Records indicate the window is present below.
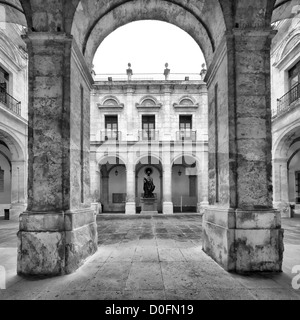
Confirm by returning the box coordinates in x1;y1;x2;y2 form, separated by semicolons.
179;115;193;140
105;115;118;140
296;171;300;204
288;61;300;104
0;167;4;192
0;67;9;104
142;115;156;140
179;115;192;130
289;61;300;89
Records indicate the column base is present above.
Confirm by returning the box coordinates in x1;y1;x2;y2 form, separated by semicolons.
273;201;291;218
10;203;27;220
17;209;98;276
125;202;136;215
198;201;209;216
163;202;173;214
202;206;284;272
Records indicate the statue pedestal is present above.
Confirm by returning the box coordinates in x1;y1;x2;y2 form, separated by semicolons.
140;195;158;215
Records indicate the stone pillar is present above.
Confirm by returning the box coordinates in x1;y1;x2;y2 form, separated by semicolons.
273;158;291;218
126;159;136;214
10;160;27;219
17;33;97;276
203;29;283;272
163;85;172;141
126;86;134;141
101;175;109;212
198;148;209;215
90;156;100;202
162;163;173;215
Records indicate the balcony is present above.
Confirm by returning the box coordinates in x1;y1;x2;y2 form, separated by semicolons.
138;130;159;141
100;130;121;141
0;87;21;116
273;83;300;119
176;130;197;141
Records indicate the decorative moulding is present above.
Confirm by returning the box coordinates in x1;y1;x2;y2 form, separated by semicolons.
97;103;124;110
135;102;162;110
136;96;162;110
98;96;124;110
173;96;199;110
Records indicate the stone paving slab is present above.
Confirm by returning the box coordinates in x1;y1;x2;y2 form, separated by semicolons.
0;214;300;300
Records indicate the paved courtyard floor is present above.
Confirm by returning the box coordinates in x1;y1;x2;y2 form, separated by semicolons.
0;214;300;300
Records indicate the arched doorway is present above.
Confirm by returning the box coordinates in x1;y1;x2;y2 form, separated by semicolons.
172;155;198;213
17;0;284;275
99;156;126;213
0;141;11;215
288;149;300;217
273;124;300;218
135;156;163;213
0;128;26;219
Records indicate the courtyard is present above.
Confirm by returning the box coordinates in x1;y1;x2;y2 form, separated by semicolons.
0;214;300;300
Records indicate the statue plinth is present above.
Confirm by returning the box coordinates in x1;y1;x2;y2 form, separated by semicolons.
140;194;158;215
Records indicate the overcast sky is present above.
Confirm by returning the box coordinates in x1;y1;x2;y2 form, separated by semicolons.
93;20;205;77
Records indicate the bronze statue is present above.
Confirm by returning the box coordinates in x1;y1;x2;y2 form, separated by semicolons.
143;168;155;198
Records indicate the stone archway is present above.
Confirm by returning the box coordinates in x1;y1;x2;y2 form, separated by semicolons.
16;0;284;275
98;156;127;213
172;155;199;213
0;128;26;219
135;156;163;214
273;124;300;218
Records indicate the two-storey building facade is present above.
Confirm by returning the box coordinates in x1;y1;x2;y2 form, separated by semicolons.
90;72;208;214
271;15;300;218
0;22;28;218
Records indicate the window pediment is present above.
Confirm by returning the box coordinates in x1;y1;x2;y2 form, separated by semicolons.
173;96;199;110
136;96;162;109
98;96;124;109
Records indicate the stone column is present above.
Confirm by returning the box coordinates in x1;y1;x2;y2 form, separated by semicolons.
90;156;99;201
273;158;291;218
198;148;209;215
163;85;172;141
162;164;173;214
101;175;109;212
126;151;136;214
126;86;134;141
10;160;27;219
17;33;97;276
203;29;284;272
125;164;136;214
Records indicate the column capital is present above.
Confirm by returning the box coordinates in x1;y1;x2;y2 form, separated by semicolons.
22;32;73;45
273;158;288;164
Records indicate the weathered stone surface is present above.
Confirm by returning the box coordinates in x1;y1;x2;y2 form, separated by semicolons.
202;217;236;271
203;207;284;272
65;222;98;274
235;229;284;272
19;212;65;232
17;231;65;276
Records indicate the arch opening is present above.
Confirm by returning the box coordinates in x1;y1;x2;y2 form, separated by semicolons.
98;156;127;213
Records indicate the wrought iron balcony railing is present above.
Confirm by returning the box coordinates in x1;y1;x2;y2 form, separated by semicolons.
176;130;197;141
0;86;21;116
100;130;121;141
273;82;300;118
138;130;159;141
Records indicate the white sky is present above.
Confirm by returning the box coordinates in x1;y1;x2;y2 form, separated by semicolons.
93;20;205;76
